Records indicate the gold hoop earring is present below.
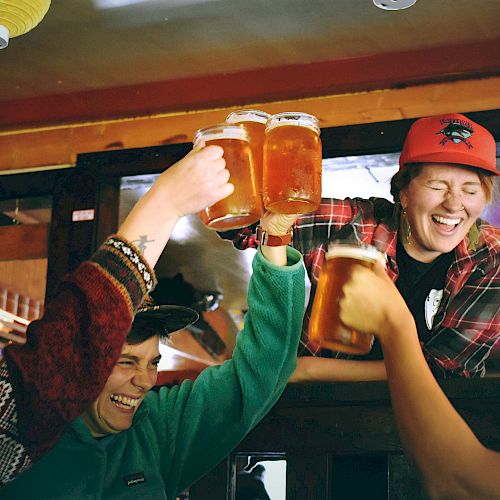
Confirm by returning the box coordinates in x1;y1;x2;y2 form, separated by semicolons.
401;207;411;246
467;222;480;252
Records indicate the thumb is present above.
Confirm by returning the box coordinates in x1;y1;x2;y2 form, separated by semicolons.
372;259;391;282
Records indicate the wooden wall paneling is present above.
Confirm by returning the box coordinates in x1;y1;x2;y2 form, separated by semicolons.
0;168;70;306
0;223;48;261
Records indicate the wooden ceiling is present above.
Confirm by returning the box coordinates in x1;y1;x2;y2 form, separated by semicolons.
1;0;500;130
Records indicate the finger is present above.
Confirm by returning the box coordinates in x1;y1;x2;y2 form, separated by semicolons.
217;182;234;200
200;144;224;160
218;167;231;184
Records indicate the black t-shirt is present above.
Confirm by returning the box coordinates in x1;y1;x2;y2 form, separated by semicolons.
395;238;453;342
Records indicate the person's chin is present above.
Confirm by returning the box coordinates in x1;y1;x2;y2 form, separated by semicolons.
103;408;137;433
103;417;134;434
432;238;461;255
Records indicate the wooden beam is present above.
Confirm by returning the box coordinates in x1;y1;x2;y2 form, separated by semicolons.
0;76;499;173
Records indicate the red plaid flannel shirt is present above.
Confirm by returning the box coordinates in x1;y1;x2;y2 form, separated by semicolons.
220;197;500;378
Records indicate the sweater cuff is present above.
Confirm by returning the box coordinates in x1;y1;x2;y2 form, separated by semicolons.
256;245;303;270
90;235;157;314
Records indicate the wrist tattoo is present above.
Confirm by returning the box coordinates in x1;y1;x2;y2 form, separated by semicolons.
132;235;155;253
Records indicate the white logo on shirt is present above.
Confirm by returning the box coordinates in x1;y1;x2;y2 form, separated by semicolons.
425;289;444;329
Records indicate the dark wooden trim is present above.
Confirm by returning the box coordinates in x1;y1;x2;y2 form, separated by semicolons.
45;169;101;301
75;142;193;176
0;168;72;200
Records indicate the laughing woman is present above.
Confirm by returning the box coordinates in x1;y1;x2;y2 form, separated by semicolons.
221;113;499;380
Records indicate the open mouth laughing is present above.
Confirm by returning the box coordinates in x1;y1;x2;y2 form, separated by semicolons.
110;393;141;410
432;215;462;231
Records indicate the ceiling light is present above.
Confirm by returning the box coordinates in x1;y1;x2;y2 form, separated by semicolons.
93;0;157;8
93;0;216;9
0;0;51;49
373;0;418;10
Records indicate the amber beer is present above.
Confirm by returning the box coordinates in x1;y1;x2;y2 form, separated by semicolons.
263;112;322;214
193;123;262;231
226;110;270;206
309;242;386;355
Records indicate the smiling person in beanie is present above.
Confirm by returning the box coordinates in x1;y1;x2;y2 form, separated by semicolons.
0;145;235;484
1;198;305;499
220;113;499;381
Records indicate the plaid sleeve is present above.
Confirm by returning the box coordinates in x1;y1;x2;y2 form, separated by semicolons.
423;258;500;378
0;235;156;483
216;223;259;250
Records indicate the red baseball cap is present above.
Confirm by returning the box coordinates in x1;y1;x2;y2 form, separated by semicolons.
399;113;498;175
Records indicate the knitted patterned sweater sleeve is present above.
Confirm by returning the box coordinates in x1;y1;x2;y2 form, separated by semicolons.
0;235;156;483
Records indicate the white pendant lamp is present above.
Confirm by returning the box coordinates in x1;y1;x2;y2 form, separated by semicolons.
0;0;51;49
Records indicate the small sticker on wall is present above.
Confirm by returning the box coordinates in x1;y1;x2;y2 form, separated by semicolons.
72;209;95;222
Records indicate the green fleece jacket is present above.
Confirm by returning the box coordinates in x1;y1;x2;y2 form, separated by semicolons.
1;247;305;500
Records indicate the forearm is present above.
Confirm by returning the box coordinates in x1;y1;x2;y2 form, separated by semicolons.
290;356;386;382
118;145;235;268
261;244;288;267
116;182;179;268
381;331;500;499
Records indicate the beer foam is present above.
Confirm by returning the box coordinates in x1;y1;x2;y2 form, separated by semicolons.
265;112;320;135
193;124;249;147
326;244;385;263
226;110;270;124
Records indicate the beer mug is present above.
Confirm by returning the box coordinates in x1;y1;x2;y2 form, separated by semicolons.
263;112;322;214
226;109;270;204
193;123;262;231
309;241;386;355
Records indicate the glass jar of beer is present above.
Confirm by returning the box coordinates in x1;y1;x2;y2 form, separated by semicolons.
193;123;262;231
263;112;322;214
309;241;386;355
226;110;270;206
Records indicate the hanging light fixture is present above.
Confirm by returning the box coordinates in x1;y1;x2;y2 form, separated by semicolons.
0;0;51;49
373;0;418;10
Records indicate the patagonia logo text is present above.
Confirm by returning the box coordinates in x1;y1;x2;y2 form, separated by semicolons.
123;472;146;487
